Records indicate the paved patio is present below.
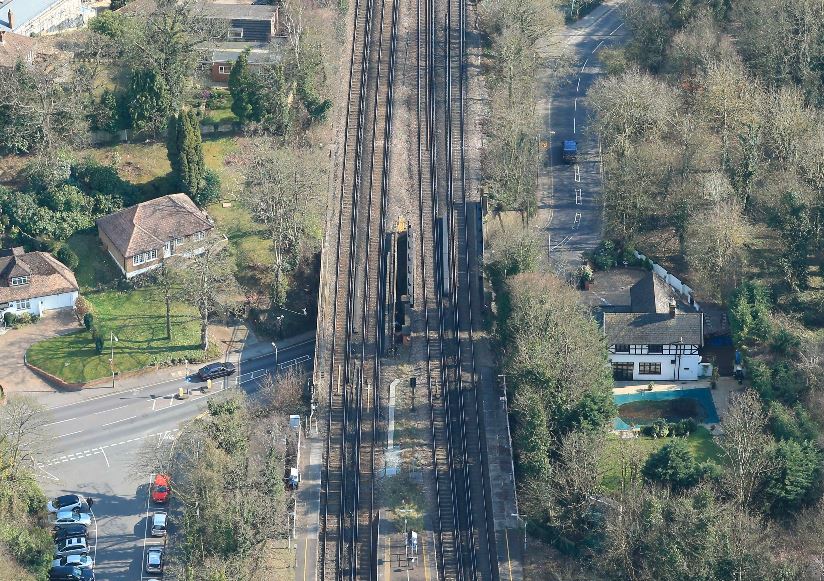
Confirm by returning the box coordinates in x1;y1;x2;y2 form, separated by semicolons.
0;309;82;394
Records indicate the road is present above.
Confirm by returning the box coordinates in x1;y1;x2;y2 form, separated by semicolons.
546;3;627;268
36;338;315;581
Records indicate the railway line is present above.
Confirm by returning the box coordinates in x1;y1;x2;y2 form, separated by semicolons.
319;0;497;572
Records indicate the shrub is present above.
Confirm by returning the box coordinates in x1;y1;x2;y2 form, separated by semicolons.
55;245;79;271
3;311;17;327
15;312;33;325
94;335;104;354
83;313;94;331
671;418;698;437
74;295;93;323
592;240;618;270
71;158;139;207
90;326;100;341
194;168;221;207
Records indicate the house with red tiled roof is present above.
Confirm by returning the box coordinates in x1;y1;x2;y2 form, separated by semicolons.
96;193;215;279
0;247;79;317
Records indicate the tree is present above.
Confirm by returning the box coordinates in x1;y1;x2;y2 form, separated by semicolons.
763;439;820;514
126;68;172;135
228;49;259;124
684;188;751;300
174;238;240;351
166;109;205;199
512;389;551;480
642;439;717;491
0;397;51;481
719;390;776;508
244;143;322;306
775;191;814;290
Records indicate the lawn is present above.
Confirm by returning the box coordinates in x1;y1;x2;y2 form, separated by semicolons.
600;427;724;492
65;232;121;292
27;286;220;383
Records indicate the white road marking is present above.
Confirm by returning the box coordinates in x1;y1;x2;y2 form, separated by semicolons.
100;415;138;428
610;23;624;35
94;404;131;415
574;165;581;182
575;189;583;204
577;78;581;92
580;58;589;73
43;417;78;427
151;398;157;411
40;429;180;467
573;117;576;133
573;213;582;229
101;448;110;468
53;430;84;439
574;98;577;111
592;40;605;53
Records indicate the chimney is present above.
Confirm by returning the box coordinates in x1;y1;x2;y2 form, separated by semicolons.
669;298;677;318
7;9;14;31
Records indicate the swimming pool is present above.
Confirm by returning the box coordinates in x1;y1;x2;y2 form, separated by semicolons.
613;387;720;430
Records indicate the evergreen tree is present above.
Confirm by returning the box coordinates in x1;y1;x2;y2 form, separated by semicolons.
764;439;820;514
166;109;205;202
228;49;256;123
776;191;814;291
126;68;171;136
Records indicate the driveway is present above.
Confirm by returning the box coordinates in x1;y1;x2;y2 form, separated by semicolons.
0;309;81;394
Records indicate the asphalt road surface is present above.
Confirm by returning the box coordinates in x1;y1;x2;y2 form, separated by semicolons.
37;338;315;580
548;4;627;267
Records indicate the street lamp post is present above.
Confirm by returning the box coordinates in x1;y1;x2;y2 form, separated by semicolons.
110;331;119;388
511;513;528;552
271;341;278;370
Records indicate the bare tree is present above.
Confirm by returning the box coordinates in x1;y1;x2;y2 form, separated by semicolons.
174;237;240;351
243;141;322;306
719;390;775;509
0;396;51;480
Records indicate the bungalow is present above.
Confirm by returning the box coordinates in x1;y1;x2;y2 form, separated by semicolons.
603;272;704;381
0;247;79;318
96;193;215;279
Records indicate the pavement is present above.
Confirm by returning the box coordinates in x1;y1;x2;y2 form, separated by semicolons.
537;2;628;271
29;327;315;580
0;308;81;394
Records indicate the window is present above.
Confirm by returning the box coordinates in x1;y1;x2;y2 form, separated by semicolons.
639;362;662;375
612;362;634;381
227;27;244;40
218;65;229;74
133;254;144;266
15;299;31;310
647;344;663;354
147;249;158;261
132;250;158;266
10;276;29;286
613;344;630;353
174;238;184;247
194;231;205;242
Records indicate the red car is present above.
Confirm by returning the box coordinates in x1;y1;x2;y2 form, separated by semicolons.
151;474;170;504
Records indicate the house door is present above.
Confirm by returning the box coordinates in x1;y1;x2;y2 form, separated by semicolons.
164;241;171;258
612;362;634;381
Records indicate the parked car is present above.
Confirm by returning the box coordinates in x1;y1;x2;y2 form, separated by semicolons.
151;473;171;504
197;362;236;381
144;546;164;575
151;511;168;537
53;524;87;542
52;509;92;528
52;554;93;569
49;565;94;580
48;495;87;513
54;537;89;557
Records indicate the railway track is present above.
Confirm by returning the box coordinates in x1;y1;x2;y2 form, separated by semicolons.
320;0;399;573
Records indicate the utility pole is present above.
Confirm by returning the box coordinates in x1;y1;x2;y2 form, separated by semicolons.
110;331;118;388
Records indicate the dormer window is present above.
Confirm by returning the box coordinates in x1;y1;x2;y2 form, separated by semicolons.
10;276;29;286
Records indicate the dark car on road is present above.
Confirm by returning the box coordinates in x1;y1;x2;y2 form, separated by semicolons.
144;546;164;576
49;566;94;580
197;362;236;381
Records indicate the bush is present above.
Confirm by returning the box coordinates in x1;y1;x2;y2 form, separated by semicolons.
194;168;221;207
592;240;619;270
94;335;104;354
671;418;698;437
3;311;17;327
74;295;93;323
71;158;139;207
55;245;79;271
15;312;33;326
83;312;94;331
